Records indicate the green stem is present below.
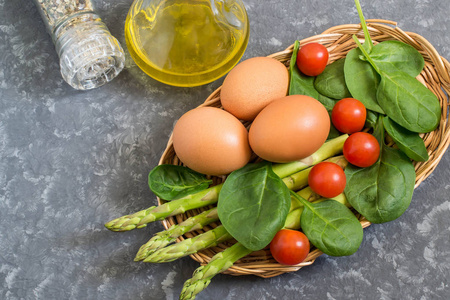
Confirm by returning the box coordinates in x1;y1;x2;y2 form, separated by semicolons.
282;167;311;192
330;193;351;208
134;207;219;261
352;35;381;74
272;134;348;178
179;242;252;300
104;184;222;232
144;225;232;263
354;0;373;52
283;207;303;230
289;190;316;212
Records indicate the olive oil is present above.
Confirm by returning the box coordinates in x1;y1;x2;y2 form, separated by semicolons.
125;0;249;87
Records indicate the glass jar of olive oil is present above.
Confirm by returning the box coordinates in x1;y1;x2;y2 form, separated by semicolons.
125;0;249;87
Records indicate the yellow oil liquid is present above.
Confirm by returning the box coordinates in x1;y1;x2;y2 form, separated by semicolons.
125;0;249;87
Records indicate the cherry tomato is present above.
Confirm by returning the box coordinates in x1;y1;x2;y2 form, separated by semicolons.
308;162;346;198
343;132;380;167
331;98;367;134
296;43;329;76
270;229;310;265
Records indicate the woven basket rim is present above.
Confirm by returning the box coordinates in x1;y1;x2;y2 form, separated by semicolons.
157;19;450;278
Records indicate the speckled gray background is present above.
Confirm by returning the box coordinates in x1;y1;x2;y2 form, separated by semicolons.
1;0;449;299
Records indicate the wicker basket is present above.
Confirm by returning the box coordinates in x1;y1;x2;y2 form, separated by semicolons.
157;20;450;278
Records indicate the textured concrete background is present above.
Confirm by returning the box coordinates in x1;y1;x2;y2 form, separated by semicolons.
1;0;449;299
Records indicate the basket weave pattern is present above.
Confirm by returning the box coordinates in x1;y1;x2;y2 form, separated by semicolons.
158;20;450;278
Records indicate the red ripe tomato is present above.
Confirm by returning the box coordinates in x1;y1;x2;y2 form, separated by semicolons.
331;98;367;134
270;229;310;265
308;162;346;198
296;43;329;76
343;132;381;167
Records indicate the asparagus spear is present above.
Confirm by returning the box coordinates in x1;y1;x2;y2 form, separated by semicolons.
134;207;219;261
179;242;252;300
143;225;232;263
271;134;348;178
105;184;222;232
105;135;348;232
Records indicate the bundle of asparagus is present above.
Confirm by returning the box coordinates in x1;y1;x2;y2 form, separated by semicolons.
105;135;349;300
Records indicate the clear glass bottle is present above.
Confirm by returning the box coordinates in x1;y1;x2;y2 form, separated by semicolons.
125;0;249;87
33;0;125;90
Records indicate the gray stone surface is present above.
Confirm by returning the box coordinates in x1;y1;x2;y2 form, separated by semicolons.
1;0;449;299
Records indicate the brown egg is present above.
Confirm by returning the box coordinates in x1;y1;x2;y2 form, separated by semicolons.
220;57;289;121
249;95;330;163
172;107;252;176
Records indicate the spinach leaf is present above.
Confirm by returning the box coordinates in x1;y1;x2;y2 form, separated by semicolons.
148;164;213;200
383;117;429;161
218;162;291;251
291;191;363;257
368;40;424;77
376;69;440;133
289;40;338;111
314;58;352;100
344;48;384;114
344;118;416;223
351;35;440;133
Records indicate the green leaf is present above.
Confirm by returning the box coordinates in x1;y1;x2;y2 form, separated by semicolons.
314;58;352;100
376;70;440;133
289;41;338;111
383;117;429;161
344;48;384;114
292;192;363;256
365;110;379;129
148;165;213;200
351;36;440;134
344;118;416;223
368;40;424;77
218;162;291;251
